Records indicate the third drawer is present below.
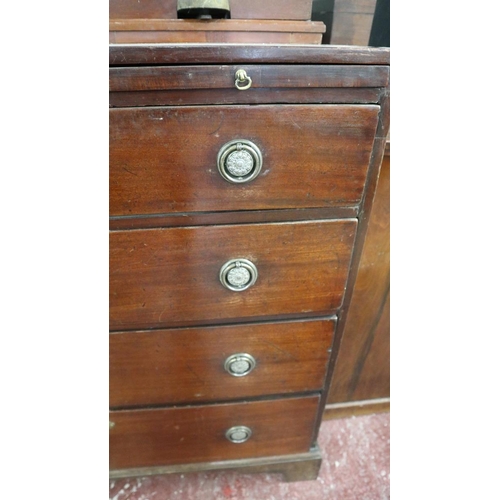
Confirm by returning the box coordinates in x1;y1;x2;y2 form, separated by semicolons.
110;318;335;408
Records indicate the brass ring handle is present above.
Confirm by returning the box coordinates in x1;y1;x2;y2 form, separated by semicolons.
217;139;262;184
225;426;252;443
219;259;258;291
224;353;256;377
235;69;252;90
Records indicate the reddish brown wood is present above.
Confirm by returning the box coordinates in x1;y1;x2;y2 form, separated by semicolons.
109;44;390;66
231;0;313;20
323;397;389;419
110;30;323;44
329;0;377;46
109;19;324;45
108;43;390;477
109;207;358;231
109;105;379;216
110;19;324;32
109;220;357;330
109;87;384;108
110;0;178;19
110;318;335;407
357;291;389;392
109;65;388;92
110;448;323;482
109;395;320;469
327;154;390;404
109;0;313;21
311;87;389;441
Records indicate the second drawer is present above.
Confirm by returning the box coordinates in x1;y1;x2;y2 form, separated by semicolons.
110;318;335;407
109;219;357;330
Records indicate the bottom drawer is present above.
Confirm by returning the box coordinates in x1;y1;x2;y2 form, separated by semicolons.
109;395;320;470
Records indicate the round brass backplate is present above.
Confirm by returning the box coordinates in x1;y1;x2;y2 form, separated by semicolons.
217;140;262;184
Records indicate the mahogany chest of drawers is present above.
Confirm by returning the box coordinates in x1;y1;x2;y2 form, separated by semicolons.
109;43;390;481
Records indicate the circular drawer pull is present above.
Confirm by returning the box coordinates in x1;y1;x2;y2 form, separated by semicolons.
224;353;256;377
217;139;262;184
226;425;252;443
234;69;252;90
219;259;258;291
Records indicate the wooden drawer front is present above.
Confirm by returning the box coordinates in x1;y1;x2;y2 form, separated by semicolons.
109;220;357;330
109;66;389;92
110;319;334;407
109;105;379;216
109;395;320;470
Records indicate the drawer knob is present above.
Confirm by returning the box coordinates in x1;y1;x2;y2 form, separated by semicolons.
224;353;256;377
217;139;262;184
225;425;252;443
234;69;252;90
219;259;258;291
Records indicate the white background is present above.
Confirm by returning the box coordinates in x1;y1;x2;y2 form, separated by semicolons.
1;1;499;498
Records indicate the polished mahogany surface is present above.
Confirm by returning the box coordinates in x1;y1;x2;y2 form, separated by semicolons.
109;220;357;330
110;318;335;407
110;105;379;216
110;395;320;469
109;44;390;480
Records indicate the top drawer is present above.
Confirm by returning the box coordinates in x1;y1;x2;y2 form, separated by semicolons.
109;104;379;216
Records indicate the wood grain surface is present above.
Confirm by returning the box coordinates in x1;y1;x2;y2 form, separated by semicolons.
110;31;322;44
109;20;324;44
107;43;390;475
327;154;389;404
109;395;320;469
110;31;323;44
109;0;313;20
109;19;325;32
109;220;357;330
109;65;388;92
230;0;313;20
109;87;384;108
109;105;379;216
109;207;359;231
110;448;323;482
110;0;177;19
110;318;335;407
108;44;390;66
327;0;377;46
323;397;389;419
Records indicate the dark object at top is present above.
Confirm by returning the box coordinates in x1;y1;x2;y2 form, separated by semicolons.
369;0;390;47
177;0;230;19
